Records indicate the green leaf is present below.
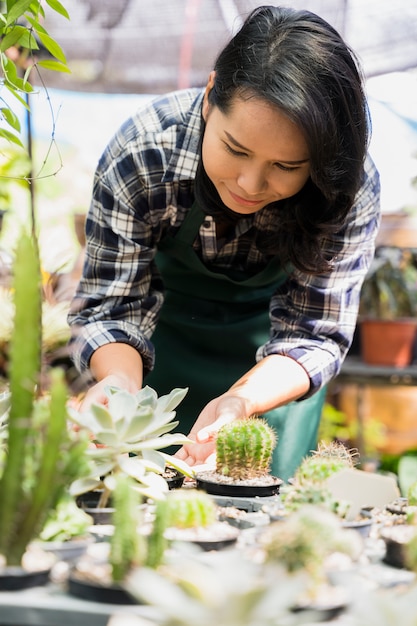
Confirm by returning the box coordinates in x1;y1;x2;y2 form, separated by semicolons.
44;0;70;20
1;107;21;132
0;25;33;52
0;128;25;148
37;59;71;74
5;0;33;26
4;83;31;111
36;31;66;63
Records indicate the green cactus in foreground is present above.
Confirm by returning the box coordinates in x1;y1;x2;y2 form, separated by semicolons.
215;417;276;480
0;230;89;566
110;474;145;583
146;489;217;569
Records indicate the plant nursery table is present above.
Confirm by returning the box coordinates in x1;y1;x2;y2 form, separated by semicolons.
0;582;160;626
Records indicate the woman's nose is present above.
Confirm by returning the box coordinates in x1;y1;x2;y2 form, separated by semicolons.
237;165;267;195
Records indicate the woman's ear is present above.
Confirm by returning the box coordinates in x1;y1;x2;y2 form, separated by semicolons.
202;71;216;121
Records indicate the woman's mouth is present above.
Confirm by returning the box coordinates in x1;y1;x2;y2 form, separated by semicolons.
228;189;264;207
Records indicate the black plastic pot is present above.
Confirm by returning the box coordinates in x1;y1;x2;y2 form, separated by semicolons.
68;574;138;605
165;468;185;490
196;473;283;498
381;524;417;569
0;567;51;591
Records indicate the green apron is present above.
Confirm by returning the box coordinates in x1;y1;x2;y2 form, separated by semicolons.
145;202;326;481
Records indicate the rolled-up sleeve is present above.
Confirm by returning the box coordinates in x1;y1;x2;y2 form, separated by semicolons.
257;155;381;396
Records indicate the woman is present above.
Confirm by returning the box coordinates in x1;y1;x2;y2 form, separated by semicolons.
68;5;380;481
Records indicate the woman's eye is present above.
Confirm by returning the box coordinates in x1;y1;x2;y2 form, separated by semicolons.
224;143;246;157
275;163;298;172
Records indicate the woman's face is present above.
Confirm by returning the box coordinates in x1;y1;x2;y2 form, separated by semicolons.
202;75;311;215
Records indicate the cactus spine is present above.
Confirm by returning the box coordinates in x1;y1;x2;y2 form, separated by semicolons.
215;417;276;480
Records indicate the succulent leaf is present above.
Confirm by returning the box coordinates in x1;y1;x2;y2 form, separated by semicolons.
158;452;195;478
69;477;102;497
131;433;190;451
153;387;189;414
116;409;155;442
107;389;138;422
134;386;158;410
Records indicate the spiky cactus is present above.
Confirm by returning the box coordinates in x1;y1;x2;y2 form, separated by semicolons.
281;441;355;516
146;489;217;569
215;417;276;480
312;441;359;467
110;474;145;583
0;230;89;566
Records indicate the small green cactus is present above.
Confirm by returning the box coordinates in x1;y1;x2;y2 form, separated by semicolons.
295;455;351;486
262;505;361;585
146;489;217;569
215;417;276;480
110;474;145;583
312;441;359;467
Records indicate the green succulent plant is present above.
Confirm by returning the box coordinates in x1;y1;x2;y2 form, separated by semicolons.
69;385;194;507
215;417;276;480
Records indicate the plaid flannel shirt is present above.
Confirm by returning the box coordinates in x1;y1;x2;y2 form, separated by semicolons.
68;88;381;396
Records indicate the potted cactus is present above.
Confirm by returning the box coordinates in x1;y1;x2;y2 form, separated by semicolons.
148;488;239;557
280;442;357;517
69;385;194;521
260;504;362;615
195;417;283;497
69;473;146;605
0;230;89;590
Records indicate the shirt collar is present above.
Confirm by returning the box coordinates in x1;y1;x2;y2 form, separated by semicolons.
162;90;204;183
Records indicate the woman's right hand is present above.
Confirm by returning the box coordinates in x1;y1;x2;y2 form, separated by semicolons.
73;374;140;412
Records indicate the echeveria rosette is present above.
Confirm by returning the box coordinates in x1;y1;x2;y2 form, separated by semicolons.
69;386;194;503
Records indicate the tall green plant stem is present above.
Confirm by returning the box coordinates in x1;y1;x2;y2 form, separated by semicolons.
0;231;41;559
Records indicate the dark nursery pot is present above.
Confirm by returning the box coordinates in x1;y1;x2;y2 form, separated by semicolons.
68;573;138;605
36;536;95;562
164;468;185;490
0;566;51;591
196;472;283;498
165;522;240;552
381;524;417;569
76;491;115;525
